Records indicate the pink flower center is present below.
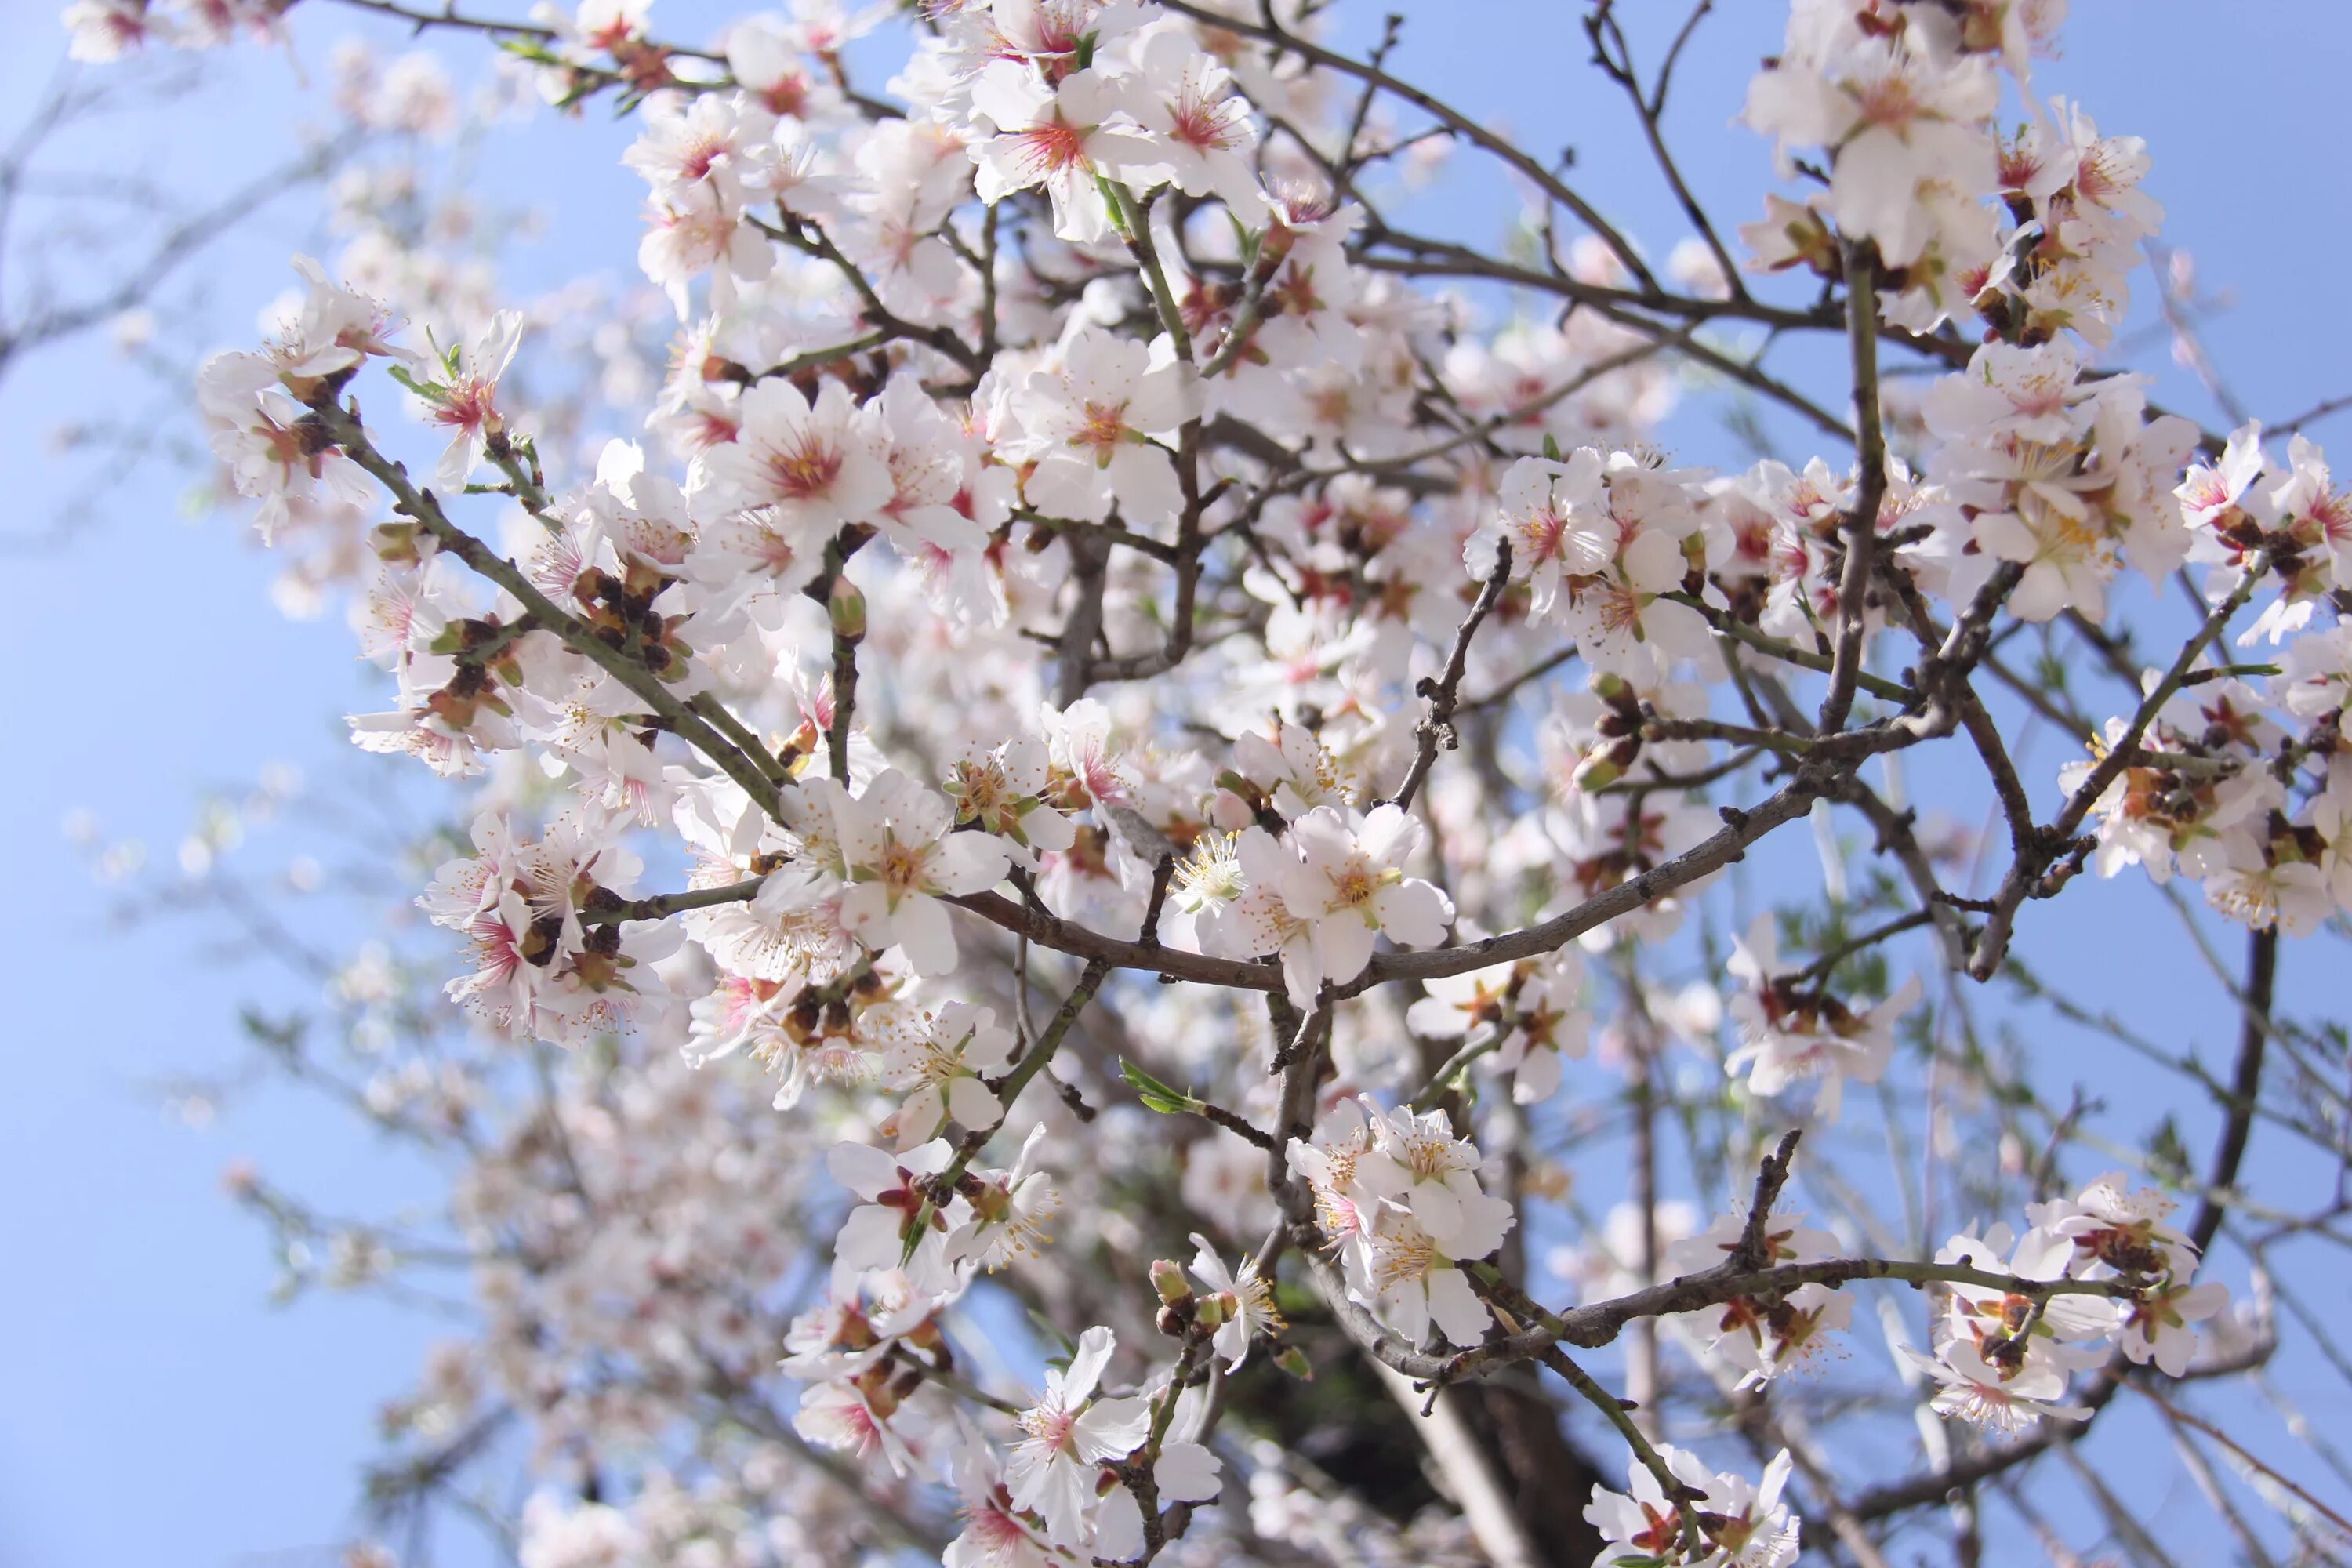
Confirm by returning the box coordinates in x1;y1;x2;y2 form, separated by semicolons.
764;435;847;501
1013;118;1092;180
431;379;498;437
1017;1401;1080;1454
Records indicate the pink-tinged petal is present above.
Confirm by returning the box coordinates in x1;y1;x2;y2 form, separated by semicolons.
1279;935;1323;1011
899;1139;957;1178
1974;510;2038;564
1022;452;1111;523
1512;1045;1563;1105
1409;1181;1464;1247
436;434;476;494
830;1203;906;1276
2007;561;2072;622
1285;807;1354;868
1188;1234;1232;1292
1447;1192;1518;1259
895;1083;946;1144
831;788;891;870
1404;995;1470;1037
1372;1277;1431;1345
969;60;1049;132
1232;826;1293;889
1011;1451;1093;1548
1463;522;1504;583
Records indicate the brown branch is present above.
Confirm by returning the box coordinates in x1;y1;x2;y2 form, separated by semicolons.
1969;554;2270;980
2188;928;2278;1256
1585;0;1744;303
310;394;784;813
580;876;768;925
1383;543;1512;811
1820;238;1886;732
1154;0;1658;292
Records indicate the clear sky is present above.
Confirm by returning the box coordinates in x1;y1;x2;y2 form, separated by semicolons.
4;2;2348;1564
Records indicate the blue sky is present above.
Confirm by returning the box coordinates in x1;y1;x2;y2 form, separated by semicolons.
3;2;2348;1564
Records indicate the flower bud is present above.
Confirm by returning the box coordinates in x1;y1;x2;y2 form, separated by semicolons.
1573;737;1640;793
1149;1258;1193;1306
828;576;867;641
1272;1345;1313;1381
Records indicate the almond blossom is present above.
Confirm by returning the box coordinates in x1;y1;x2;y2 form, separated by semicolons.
1585;1444;1802;1568
1901;1334;2092;1435
1352;1097;1512;1256
1726;913;1923;1121
884;1000;1016;1149
413;310;522;492
1247;804;1454;1004
784;771;1011;976
696;376;891;542
71;0;2324;1559
1185;1233;1285;1371
1004;1326;1152;1548
967;62;1160;243
1123;28;1261;212
1012;326;1196;527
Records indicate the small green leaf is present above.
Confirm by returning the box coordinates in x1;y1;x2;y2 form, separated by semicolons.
1119;1058;1200;1116
1230;212;1263;270
386;361;447;405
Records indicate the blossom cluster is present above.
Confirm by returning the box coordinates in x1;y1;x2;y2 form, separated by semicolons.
1905;1173;2227;1433
1287;1096;1518;1347
73;0;2321;1560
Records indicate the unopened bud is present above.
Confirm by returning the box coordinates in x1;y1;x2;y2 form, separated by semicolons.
1149;1258;1192;1305
1192;1294;1228;1330
1272;1345;1312;1381
1572;739;1639;793
828;576;866;641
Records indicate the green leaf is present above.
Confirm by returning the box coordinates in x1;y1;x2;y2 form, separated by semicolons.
1541;433;1563;462
1119;1058;1200;1116
497;38;563;64
1230;212;1263;271
386;361;447;405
